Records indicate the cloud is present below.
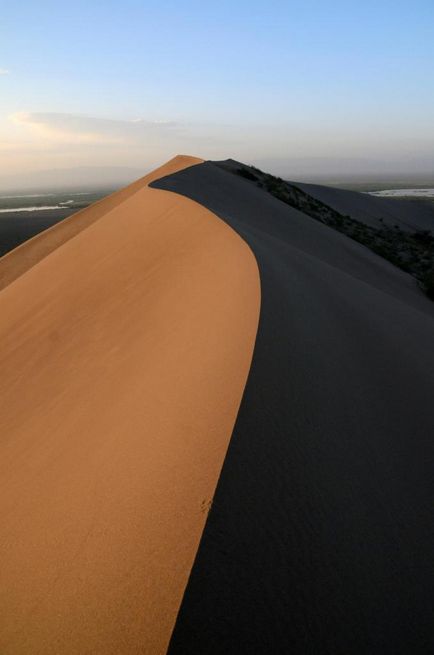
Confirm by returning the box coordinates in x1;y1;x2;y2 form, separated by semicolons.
0;68;9;75
130;118;177;126
9;112;180;147
2;110;272;178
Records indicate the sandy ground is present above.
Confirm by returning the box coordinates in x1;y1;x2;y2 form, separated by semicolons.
0;156;260;654
154;162;434;655
291;179;434;231
0;157;210;291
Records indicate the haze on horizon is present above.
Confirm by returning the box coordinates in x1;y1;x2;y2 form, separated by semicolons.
1;0;434;189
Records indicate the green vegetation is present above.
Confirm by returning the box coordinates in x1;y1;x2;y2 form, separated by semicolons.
234;165;434;301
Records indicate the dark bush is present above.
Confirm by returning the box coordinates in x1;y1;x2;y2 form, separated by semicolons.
413;230;434;246
226;163;434;297
423;269;434;300
236;167;258;182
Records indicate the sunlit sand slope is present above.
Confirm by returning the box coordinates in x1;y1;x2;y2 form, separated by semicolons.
0;156;260;654
0;156;205;291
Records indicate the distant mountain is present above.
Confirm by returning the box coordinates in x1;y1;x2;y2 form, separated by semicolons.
0;166;146;193
253;156;434;185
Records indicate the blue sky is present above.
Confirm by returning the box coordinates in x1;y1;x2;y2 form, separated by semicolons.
1;0;434;181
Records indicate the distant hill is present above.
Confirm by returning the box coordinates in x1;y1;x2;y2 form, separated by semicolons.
253;156;434;185
0;166;146;193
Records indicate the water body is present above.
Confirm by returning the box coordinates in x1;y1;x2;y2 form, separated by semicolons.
0;205;69;213
0;191;92;200
367;188;434;198
0;189;109;215
0;188;113;257
0;193;56;199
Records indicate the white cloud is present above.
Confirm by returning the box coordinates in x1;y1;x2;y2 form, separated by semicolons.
0;111;195;176
0;68;10;75
10;112;123;145
8;112;180;146
130;118;177;126
1;110;285;178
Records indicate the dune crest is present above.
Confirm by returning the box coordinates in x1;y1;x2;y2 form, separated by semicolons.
0;157;260;654
0;155;203;292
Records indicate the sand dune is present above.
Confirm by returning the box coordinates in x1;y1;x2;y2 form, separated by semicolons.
291;179;434;232
2;155;434;654
0;156;260;653
154;161;434;654
0;156;204;291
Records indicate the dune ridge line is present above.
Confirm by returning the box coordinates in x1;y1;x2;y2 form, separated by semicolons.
0;155;203;292
0;156;260;654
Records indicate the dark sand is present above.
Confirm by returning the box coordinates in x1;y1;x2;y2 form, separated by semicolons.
153;161;434;654
291;180;434;232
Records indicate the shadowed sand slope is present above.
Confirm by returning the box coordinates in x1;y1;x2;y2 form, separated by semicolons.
215;158;434;233
0;157;260;654
153;162;434;655
291;179;434;232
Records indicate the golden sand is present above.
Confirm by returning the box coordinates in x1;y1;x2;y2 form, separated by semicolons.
0;156;260;654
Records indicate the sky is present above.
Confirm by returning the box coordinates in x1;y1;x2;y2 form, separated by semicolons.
1;0;434;186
